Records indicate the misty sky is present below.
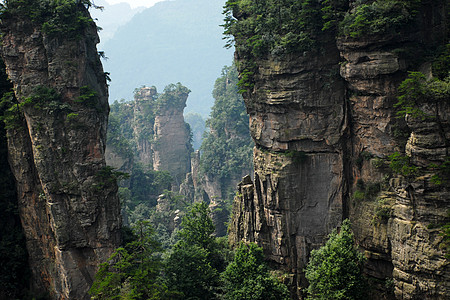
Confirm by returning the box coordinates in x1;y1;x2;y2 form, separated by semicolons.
103;0;166;8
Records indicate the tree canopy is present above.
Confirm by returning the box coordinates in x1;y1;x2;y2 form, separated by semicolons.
222;242;290;300
305;219;367;300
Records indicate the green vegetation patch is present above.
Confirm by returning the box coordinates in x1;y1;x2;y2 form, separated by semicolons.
339;0;422;38
0;91;23;130
156;83;190;112
199;65;253;194
305;219;367;299
1;0;97;39
388;152;418;177
222;242;290;300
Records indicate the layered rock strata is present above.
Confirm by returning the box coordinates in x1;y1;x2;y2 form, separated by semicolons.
230;40;347;296
1;5;121;299
229;1;449;299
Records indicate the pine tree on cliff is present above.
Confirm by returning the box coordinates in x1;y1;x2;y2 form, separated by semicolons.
222;242;290;300
305;219;367;300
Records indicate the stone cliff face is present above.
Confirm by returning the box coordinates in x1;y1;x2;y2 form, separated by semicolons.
1;3;121;299
338;24;450;297
228;1;449;299
229;42;347;295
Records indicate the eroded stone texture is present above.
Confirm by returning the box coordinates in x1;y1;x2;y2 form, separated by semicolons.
133;86;157;168
1;6;121;299
230;2;449;299
230;40;347;296
338;7;450;296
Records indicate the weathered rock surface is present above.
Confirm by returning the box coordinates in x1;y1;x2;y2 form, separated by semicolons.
152;88;192;186
230;39;347;296
229;1;449;299
1;6;121;299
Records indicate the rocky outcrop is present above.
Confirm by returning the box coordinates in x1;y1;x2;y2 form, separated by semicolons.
133;86;157;168
152;84;192;186
229;1;449;299
0;4;121;299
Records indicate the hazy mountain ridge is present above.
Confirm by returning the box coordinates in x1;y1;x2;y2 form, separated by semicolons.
90;0;145;46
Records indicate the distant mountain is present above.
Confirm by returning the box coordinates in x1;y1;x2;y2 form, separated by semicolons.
98;0;233;116
90;0;145;46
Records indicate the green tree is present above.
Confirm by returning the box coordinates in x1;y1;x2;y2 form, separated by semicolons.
89;221;175;300
164;243;218;299
222;242;290;300
164;202;228;299
305;219;367;300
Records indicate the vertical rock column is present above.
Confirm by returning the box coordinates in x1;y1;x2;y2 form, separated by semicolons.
152;85;192;186
1;4;121;299
229;43;347;294
133;86;157;168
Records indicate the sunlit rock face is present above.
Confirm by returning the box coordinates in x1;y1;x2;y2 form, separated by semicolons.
229;1;449;299
1;5;121;299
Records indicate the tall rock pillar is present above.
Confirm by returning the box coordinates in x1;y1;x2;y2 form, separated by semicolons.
0;2;121;299
152;83;192;186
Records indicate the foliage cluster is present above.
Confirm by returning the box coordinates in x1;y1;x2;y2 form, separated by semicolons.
164;202;225;299
91;203;289;300
0;0;96;39
395;72;441;120
0;85;68;130
199;65;253;197
222;1;422;90
372;198;393;225
432;43;450;80
305;219;367;300
339;0;421;38
107;114;134;159
429;157;450;185
0;91;23;130
155;83;190;112
388;152;418;177
352;179;381;202
121;164;173;225
222;243;290;300
223;0;328;58
74;85;100;111
223;0;331;90
89;221;176;300
93;166;129;191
